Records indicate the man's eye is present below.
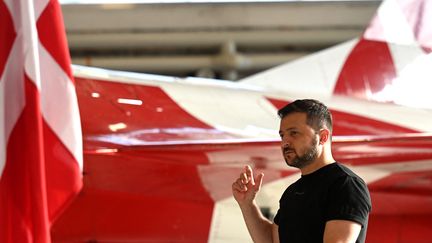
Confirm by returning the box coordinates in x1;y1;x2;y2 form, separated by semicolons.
290;131;298;136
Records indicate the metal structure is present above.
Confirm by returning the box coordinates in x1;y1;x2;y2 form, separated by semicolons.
63;1;381;80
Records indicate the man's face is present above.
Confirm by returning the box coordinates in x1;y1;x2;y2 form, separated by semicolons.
279;112;319;169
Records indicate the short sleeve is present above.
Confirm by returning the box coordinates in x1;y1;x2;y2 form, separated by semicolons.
274;209;280;225
325;176;372;227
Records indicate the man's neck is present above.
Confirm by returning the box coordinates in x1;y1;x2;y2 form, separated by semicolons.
300;149;335;175
300;160;334;175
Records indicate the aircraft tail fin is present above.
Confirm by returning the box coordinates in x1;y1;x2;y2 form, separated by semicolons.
240;0;432;109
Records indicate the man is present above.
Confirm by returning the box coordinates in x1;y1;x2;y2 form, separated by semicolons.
232;99;371;243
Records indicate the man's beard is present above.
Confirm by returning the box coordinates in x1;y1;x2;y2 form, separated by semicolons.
284;137;319;169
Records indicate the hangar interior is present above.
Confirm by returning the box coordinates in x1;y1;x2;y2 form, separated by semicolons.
62;0;381;81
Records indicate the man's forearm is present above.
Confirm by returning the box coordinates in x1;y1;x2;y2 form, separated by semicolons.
239;201;274;243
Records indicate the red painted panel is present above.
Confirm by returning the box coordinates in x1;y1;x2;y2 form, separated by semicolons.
52;151;215;242
369;170;432;196
333;39;397;101
83;152;212;201
332;135;432;165
368;215;432;243
76;77;211;134
75;77;237;150
370;191;432;215
52;189;214;242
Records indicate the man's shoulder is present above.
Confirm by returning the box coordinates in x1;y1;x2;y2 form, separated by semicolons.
328;163;371;202
330;162;365;182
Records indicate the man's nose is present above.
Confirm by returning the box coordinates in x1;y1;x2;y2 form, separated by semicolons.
281;138;291;148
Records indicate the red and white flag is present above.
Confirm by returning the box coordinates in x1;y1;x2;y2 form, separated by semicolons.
0;0;83;242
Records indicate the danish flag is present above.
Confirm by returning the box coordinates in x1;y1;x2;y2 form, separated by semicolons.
0;0;83;242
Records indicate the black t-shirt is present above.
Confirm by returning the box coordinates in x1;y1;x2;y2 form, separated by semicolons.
274;162;371;243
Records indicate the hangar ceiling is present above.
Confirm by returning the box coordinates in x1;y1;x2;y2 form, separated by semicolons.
62;1;381;80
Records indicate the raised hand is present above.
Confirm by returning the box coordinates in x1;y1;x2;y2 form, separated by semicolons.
232;165;264;206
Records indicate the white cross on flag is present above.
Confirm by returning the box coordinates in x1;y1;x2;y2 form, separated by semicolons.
0;0;83;242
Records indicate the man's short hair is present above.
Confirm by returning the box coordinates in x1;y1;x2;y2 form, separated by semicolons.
277;99;333;133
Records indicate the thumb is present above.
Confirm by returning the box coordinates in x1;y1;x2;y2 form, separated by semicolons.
254;172;264;192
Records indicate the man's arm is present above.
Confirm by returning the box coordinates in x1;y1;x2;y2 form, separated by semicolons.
324;175;371;243
232;166;279;243
238;201;279;243
324;220;361;243
272;223;280;243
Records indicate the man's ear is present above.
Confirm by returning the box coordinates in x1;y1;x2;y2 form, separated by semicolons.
319;128;330;145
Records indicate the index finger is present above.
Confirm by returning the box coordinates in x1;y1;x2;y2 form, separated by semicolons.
245;165;255;185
